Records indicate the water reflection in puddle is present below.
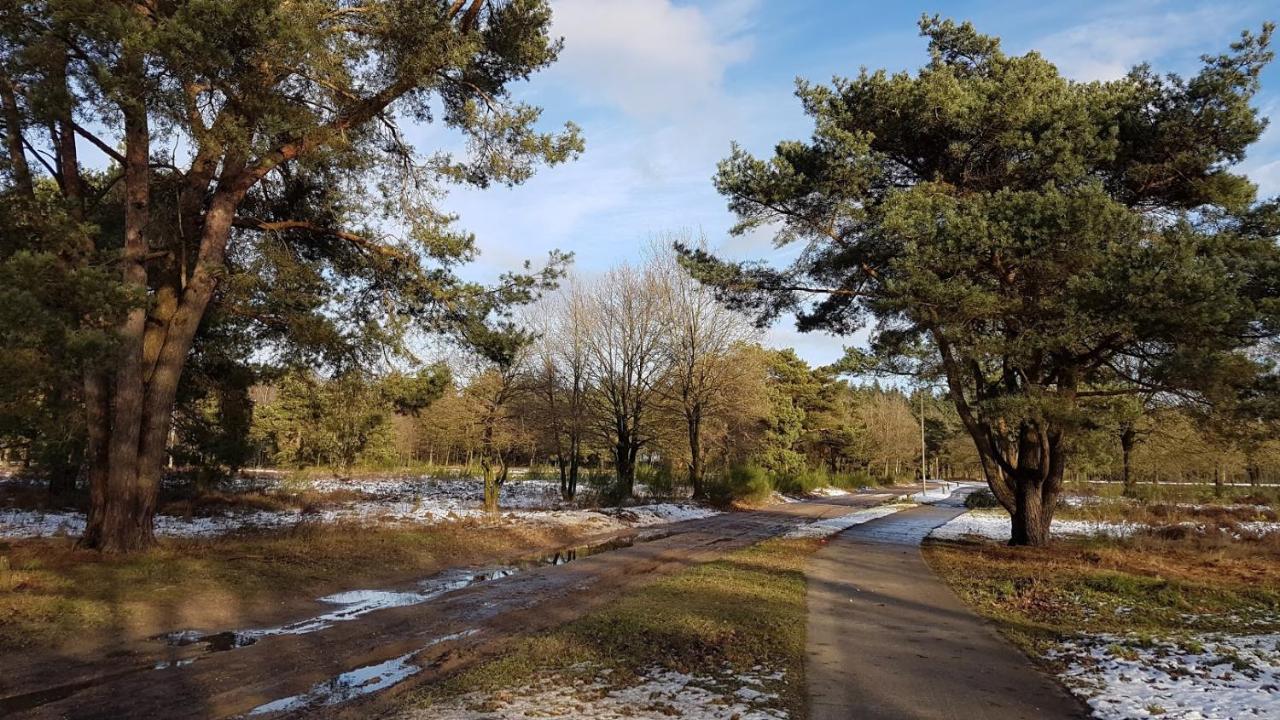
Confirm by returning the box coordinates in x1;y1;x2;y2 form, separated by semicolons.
246;630;480;716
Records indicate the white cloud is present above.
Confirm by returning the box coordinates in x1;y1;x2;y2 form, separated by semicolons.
764;323;849;367
1031;4;1252;81
447;1;798;280
1245;158;1280;200
549;0;757;117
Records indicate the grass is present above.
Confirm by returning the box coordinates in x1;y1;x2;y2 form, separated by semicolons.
923;532;1280;660
1049;483;1278;531
407;537;819;719
961;484;1277;528
1066;480;1280;507
0;520;614;654
2;475;376;516
704;463;889;506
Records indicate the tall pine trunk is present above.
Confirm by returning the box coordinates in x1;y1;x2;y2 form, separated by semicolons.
1009;473;1053;546
78;189;235;552
1120;426;1137;497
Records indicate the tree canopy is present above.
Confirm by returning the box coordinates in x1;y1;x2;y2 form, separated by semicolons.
681;16;1280;545
0;0;580;550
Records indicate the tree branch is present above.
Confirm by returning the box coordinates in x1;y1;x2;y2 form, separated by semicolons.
233;217;408;261
71;121;125;165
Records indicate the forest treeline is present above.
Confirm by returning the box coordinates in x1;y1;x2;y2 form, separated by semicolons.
3;4;1279;550
15;249;1272;510
6;249;1280;507
150;250;983;506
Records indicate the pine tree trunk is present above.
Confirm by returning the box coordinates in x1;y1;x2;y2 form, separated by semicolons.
79;194;234;552
1009;475;1053;546
1120;427;1137;497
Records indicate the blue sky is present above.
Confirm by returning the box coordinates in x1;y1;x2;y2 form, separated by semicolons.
421;0;1280;366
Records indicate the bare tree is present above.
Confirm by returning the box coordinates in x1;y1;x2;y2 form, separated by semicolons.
653;241;758;498
527;282;592;500
581;264;670;498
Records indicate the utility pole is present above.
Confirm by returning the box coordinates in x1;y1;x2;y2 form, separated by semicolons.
920;390;927;495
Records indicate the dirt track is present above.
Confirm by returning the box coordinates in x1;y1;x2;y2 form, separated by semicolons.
3;490;910;719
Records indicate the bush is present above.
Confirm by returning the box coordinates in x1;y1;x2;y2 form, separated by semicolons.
772;467;823;496
965;488;1000;509
771;466;880;495
828;470;879;490
706;463;774;506
635;462;681;498
582;471;631;507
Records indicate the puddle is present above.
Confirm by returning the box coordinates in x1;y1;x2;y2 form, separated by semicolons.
246;630;480;716
5;532;668;716
165;535;642;654
247;652;421;716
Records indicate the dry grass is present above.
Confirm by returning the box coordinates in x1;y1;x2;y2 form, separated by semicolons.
1057;499;1278;528
1064;481;1280;508
0;520;610;654
408;538;818;720
1;479;373;517
155;488;370;517
924;532;1280;659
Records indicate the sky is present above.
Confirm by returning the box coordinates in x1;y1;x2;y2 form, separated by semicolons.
415;0;1280;367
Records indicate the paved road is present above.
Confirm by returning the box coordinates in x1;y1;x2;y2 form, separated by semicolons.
805;488;1087;720
3;489;914;719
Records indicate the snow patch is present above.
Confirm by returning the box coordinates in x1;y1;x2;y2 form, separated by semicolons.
404;665;789;720
0;491;720;540
929;509;1280;542
601;503;721;527
929;511;1139;541
1049;633;1280;720
910;482;961;503
784;504;915;539
806;487;851;498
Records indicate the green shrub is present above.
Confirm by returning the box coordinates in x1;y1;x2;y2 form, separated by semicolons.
828;470;879;490
772;467;823;496
965;488;1000;509
706;463;774;506
771;467;879;495
635;462;681;498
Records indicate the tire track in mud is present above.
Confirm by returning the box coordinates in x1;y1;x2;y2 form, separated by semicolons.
5;491;908;719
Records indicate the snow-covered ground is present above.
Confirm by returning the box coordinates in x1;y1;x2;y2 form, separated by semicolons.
929;508;1280;541
1049;633;1280;720
401;664;790;720
806;487;851;498
784;504;915;539
0;476;720;540
910;481;962;503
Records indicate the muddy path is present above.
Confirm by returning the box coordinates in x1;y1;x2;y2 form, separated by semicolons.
2;490;910;719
